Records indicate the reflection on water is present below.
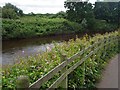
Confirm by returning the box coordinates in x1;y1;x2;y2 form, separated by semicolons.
2;34;83;65
2;43;55;65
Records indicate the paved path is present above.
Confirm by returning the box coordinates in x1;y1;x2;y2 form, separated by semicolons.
96;54;119;88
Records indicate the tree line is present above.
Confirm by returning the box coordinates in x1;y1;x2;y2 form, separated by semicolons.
1;1;120;25
64;1;120;27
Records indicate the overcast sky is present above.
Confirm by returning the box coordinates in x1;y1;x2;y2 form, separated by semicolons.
0;0;98;14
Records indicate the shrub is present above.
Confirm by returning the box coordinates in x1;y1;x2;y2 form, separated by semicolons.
2;17;82;39
93;20;118;32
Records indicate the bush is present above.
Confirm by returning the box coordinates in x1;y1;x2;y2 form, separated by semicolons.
2;16;118;40
93;20;118;32
2;17;82;40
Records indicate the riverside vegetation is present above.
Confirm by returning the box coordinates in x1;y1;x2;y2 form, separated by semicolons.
2;16;118;40
2;30;120;89
2;17;81;39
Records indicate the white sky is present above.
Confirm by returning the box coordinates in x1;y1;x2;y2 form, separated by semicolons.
0;0;97;14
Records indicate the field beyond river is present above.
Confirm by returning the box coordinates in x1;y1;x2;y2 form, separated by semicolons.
2;16;118;40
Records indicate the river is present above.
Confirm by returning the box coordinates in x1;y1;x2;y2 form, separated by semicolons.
2;34;83;65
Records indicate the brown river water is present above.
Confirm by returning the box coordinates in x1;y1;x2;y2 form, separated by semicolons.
2;34;83;65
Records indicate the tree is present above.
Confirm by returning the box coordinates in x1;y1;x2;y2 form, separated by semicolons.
64;1;94;23
2;3;24;19
0;6;2;18
64;0;95;30
2;8;18;19
94;2;119;24
108;2;119;23
28;12;35;16
18;10;23;16
56;11;67;18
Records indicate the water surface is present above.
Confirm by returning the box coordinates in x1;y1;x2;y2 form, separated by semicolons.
2;34;83;65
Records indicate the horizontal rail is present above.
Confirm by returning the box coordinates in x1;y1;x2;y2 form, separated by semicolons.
48;37;119;89
29;36;118;88
29;38;101;88
48;40;105;89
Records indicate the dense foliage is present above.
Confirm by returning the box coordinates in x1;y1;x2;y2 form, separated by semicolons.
64;1;119;30
2;17;82;40
2;3;23;19
94;2;120;24
2;31;119;89
2;16;118;40
64;1;94;23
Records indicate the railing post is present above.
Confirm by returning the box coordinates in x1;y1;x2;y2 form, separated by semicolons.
97;38;101;64
103;37;107;58
16;75;29;90
115;36;118;51
113;36;116;51
60;54;68;89
108;36;112;51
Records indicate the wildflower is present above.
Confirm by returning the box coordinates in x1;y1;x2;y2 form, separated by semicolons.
46;61;49;64
44;68;47;72
36;53;39;56
46;46;51;52
22;50;24;53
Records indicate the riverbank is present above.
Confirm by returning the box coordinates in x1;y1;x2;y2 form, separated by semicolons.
2;17;81;40
2;16;118;40
2;31;119;89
